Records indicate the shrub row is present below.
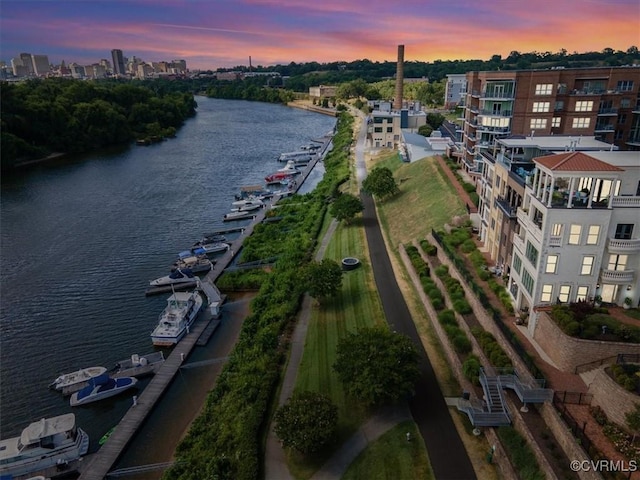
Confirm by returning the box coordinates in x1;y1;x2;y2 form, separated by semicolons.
471;327;513;370
433;264;472;315
608;364;640;392
405;245;429;278
164;113;354;480
438;309;472;355
551;304;640;342
496;426;546;480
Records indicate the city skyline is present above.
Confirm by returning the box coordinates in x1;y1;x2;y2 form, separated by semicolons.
1;0;639;71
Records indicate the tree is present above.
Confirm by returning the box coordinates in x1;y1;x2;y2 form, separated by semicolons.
304;259;343;303
417;124;433;137
274;391;338;454
333;327;420;406
330;193;364;224
626;403;640;443
362;166;399;200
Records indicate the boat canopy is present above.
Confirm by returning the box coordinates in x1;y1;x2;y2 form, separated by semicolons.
20;414;76;446
169;269;194;279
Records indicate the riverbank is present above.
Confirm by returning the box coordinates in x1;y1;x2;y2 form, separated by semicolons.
288;99;338;117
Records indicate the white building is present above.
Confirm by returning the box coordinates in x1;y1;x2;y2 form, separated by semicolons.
445;74;467;110
508;150;640;335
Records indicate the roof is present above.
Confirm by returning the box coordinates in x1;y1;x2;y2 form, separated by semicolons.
21;413;76;445
534;152;624;172
497;135;615;151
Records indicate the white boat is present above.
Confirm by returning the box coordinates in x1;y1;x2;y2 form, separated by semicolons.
192;241;230;254
278;150;316;162
231;198;264;209
277;160;301;175
150;268;196;287
111;352;165;378
172;253;213;273
49;366;107;391
150;290;204;346
69;374;138;407
0;413;89;477
223;210;256;221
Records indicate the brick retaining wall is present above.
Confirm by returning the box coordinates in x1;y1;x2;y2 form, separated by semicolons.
588;367;640;427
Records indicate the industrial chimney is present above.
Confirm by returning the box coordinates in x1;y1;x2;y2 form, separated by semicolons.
393;45;405;111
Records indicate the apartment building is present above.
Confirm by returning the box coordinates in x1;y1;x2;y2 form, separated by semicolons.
445;74;467;110
477;135;615;268
368;106;426;148
507;150;639;335
458;67;640;175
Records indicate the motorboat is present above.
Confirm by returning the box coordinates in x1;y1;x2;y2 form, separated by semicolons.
300;143;321;151
150;268;195;287
49;366;108;391
278;150;316;162
191;241;230;255
231;198;264;208
150;290;204;346
277;160;301;175
223;210;256;221
172;253;213;274
0;413;89;477
200;233;227;243
70;374;138;407
265;171;297;184
111;352;165;378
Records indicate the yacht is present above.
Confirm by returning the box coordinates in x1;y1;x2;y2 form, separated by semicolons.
172;253;213;274
69;374;138;407
0;413;89;477
150;290;204;346
192;241;230;255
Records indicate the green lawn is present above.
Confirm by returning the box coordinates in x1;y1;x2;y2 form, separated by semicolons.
341;421;433;480
372;153;467;246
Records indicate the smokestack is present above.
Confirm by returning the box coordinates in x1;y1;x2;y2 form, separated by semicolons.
249;56;252;72
393;45;404;111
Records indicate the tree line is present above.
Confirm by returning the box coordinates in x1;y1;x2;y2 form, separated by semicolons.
0;77;197;170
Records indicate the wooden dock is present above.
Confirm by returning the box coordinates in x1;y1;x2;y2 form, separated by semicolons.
76;134;333;480
77;312;213;480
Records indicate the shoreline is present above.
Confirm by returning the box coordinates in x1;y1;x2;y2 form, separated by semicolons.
288;100;338;117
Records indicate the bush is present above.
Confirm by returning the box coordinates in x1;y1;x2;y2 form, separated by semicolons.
437;309;457;326
463;355;481;385
452;334;472;354
420;240;438;256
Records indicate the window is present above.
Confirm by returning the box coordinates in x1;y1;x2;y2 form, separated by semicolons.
530;119;547;129
576;286;588;302
541;284;553;302
552;117;561;128
581;256;595;275
545;255;558;273
618;114;627;125
386;127;393;133
568;224;582;244
615;224;634;239
617;80;634;92
374;127;382;133
614;130;624;140
535;84;553;95
575;101;594;112
621;98;631;108
513;254;522;274
533;102;550;112
525;241;539;266
558;285;571;303
608;254;628;271
522;269;534;294
551;223;563;237
555;100;564;111
586;225;600;245
572;118;591;128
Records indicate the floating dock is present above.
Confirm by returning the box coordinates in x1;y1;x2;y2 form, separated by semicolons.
144;280;199;296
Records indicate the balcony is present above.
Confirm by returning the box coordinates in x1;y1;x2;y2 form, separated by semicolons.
480;109;513;117
513;234;524;252
481;91;515;100
495;196;518;219
612;195;640;207
476;126;511;134
597;108;618;116
600;269;635;284
594;124;615;133
608;238;640;254
569;89;607;96
548;235;562;247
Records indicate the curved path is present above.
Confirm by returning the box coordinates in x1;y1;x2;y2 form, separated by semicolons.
355;116;477;480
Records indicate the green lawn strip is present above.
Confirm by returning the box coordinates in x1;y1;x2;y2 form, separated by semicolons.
341;421;433;480
289;221;385;479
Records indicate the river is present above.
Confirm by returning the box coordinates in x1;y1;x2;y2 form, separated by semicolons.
0;97;336;463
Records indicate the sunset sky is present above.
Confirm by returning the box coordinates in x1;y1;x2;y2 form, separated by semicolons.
1;0;639;70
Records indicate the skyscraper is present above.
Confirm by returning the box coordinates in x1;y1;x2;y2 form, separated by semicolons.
111;49;126;77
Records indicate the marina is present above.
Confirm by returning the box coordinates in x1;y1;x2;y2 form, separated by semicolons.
0;97;335;479
75;127;332;479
